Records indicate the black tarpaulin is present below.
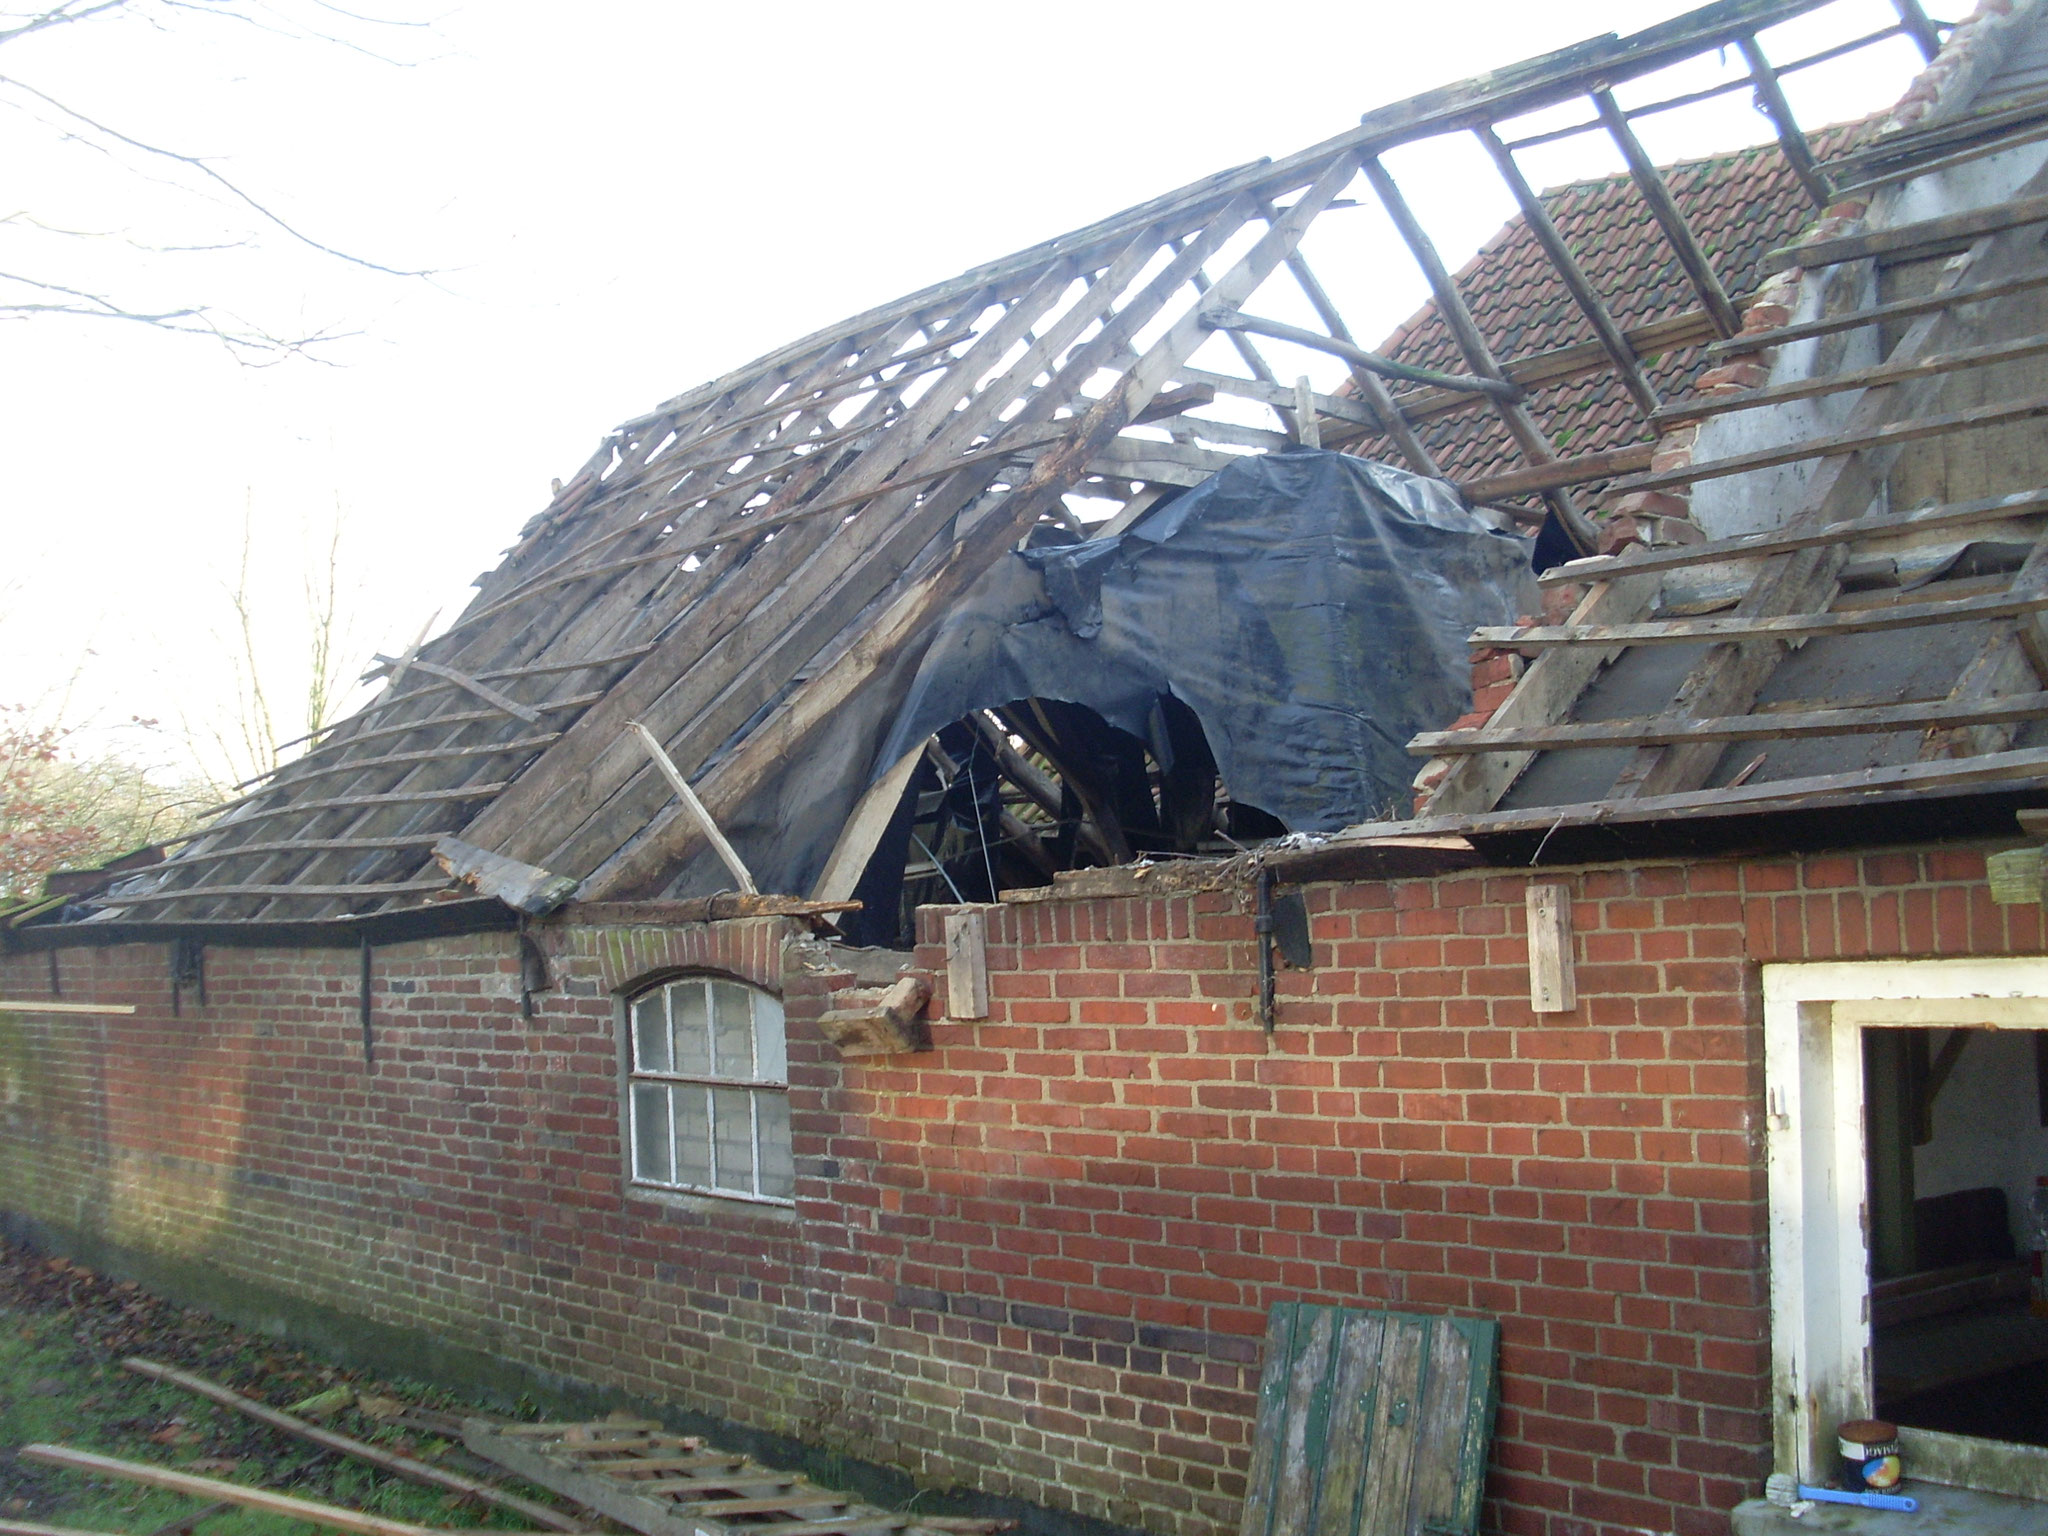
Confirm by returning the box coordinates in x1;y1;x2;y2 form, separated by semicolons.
875;448;1538;832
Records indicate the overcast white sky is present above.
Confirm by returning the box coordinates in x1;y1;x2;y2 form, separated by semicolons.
0;0;1929;783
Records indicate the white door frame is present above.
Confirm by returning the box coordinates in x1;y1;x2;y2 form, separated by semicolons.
1763;957;2048;1493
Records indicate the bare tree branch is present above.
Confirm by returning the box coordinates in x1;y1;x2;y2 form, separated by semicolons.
0;1;132;50
0;73;433;276
0;0;439;356
179;0;441;66
2;208;252;252
0;267;357;358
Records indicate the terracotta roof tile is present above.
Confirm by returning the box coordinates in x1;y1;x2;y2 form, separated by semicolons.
1354;120;1881;491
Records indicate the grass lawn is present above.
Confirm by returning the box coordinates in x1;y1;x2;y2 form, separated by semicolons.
0;1237;563;1536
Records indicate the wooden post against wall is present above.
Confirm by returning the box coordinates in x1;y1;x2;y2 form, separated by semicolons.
944;910;990;1021
1525;883;1576;1014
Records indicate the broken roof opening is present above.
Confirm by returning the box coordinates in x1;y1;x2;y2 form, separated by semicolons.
25;0;1985;932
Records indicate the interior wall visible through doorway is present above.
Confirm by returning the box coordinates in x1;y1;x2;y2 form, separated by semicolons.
1764;958;2048;1500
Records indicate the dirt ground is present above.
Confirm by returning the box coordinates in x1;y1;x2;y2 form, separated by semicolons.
0;1233;556;1536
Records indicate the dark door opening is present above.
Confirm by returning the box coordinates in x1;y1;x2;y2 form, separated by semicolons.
1866;1026;2048;1447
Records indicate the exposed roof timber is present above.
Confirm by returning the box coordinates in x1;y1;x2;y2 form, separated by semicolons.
107;0;1939;921
1273;789;2048;880
1537;487;2048;587
0;897;523;952
1357;745;2048;843
1410;692;2048;755
606;0;1839;442
1501;19;1916;151
1417;82;2048;830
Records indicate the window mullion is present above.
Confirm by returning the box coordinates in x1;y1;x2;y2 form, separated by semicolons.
750;1089;762;1197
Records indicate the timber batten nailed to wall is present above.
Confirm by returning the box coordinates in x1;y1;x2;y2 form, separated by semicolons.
5;845;2044;1536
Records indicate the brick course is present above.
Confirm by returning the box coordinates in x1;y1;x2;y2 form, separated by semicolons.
2;843;2041;1536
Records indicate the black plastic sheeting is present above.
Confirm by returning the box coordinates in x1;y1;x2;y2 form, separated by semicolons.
875;447;1538;833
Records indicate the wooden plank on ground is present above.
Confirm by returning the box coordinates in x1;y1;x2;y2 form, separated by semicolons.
15;1445;538;1536
590;1454;748;1475
120;1357;585;1533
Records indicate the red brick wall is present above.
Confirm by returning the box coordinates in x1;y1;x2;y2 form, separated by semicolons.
1;844;2040;1536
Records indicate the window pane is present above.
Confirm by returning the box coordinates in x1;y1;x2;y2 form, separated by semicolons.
631;993;670;1074
757;1091;793;1200
754;994;787;1082
631;1083;672;1185
709;981;755;1077
673;1085;712;1188
670;981;713;1076
710;1086;754;1194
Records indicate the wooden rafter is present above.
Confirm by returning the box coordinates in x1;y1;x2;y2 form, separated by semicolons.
96;0;1957;920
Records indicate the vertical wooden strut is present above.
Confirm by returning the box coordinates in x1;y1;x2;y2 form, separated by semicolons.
1738;35;1834;210
1593;90;1743;339
1279;245;1442;475
1294;377;1322;448
1363;156;1600;554
1474;126;1660;416
1185;258;1303;439
1890;0;1944;62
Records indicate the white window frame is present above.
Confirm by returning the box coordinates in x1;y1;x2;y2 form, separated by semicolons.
622;974;793;1207
1764;957;2048;1500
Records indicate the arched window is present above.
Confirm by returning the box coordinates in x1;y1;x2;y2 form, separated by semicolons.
625;976;792;1203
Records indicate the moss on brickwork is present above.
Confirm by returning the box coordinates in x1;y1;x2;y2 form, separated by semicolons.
0;1210;1143;1536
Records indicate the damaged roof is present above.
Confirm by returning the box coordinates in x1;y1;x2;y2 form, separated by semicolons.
66;0;1965;926
1390;0;2048;866
1352;121;1879;488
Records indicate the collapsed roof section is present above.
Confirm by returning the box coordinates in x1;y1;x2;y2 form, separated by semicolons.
83;0;1945;925
1348;121;1879;486
1388;0;2048;864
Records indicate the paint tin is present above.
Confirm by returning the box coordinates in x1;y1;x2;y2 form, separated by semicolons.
1837;1419;1902;1491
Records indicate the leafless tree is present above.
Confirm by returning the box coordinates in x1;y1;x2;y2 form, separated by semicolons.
191;495;364;793
0;0;436;360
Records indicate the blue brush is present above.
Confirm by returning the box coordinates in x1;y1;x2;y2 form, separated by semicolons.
1797;1483;1917;1512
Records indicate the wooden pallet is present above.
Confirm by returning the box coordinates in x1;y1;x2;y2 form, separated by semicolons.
463;1420;1007;1536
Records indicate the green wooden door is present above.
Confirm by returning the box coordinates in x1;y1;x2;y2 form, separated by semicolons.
1239;1303;1499;1536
